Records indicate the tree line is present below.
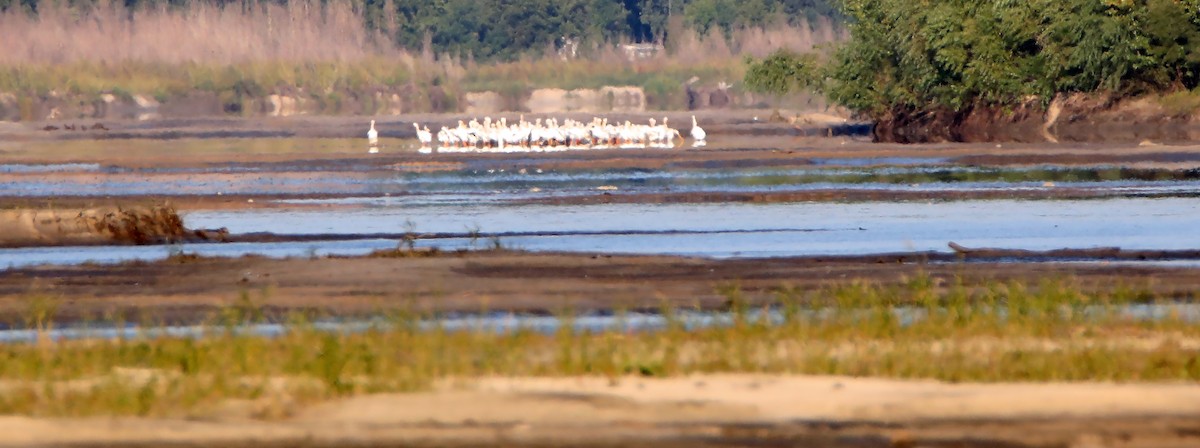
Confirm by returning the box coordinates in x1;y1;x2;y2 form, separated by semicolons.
746;0;1200;140
0;0;839;61
359;0;841;60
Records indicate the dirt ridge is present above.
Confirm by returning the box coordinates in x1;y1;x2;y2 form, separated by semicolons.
874;94;1200;143
0;205;198;247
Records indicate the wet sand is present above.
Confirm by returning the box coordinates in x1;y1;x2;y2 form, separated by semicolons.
3;251;1200;325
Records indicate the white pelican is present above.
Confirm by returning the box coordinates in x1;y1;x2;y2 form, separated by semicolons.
367;119;379;147
690;115;706;147
414;123;432;149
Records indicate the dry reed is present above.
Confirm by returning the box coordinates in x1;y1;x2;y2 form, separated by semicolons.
0;1;837;69
0;0;394;65
0;2;841;113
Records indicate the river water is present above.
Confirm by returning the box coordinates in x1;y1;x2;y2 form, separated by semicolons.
2;153;1200;268
0;196;1195;269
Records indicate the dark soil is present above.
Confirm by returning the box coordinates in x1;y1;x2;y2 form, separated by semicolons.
2;250;1197;326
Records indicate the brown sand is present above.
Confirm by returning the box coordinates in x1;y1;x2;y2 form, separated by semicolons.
1;374;1198;447
0;205;190;247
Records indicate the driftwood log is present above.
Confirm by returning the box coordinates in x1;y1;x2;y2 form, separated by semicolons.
949;242;1122;258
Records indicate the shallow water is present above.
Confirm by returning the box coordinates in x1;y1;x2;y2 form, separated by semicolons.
3;303;1198;343
5;161;1200;198
0;163;102;173
0;239;401;270
4;138;1200;268
185;197;1198;257
0;197;1196;269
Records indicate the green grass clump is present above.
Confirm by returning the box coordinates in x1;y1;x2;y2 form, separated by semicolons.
0;275;1196;417
1158;90;1200;117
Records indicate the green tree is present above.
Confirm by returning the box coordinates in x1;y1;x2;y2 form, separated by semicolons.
776;0;841;23
585;0;630;43
746;0;1200;141
1035;0;1153;93
1143;0;1200;88
735;0;772;27
0;0;840;61
684;0;736;36
638;0;671;41
744;50;822;96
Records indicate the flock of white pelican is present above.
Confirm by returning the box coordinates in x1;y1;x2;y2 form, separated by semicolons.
367;116;707;153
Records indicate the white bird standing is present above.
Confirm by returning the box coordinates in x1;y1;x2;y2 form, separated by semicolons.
690;115;706;147
414;123;433;149
367;119;379;152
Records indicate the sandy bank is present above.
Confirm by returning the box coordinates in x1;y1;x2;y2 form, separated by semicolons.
0;206;196;247
2;374;1198;447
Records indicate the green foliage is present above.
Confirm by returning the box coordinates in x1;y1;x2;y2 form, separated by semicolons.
744;50;822;96
684;0;739;37
747;0;1200;120
1143;0;1200;88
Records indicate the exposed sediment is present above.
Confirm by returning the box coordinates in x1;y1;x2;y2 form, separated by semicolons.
0;205;204;247
2;375;1199;448
873;94;1200;143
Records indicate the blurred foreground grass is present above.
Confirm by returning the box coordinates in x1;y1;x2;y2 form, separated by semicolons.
1;274;1197;417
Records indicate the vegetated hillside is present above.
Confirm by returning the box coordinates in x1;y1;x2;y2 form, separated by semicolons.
0;0;841;119
746;0;1200;142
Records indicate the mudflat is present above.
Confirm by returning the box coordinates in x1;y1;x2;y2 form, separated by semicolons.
2;114;1200;212
3;251;1199;324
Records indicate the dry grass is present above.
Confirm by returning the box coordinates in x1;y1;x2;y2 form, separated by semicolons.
0;1;390;65
457;21;842;109
0;2;839;66
0;2;840;113
1157;89;1200;117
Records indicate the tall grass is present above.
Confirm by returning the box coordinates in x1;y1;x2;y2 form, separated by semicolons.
0;1;841;113
0;275;1197;417
0;1;386;65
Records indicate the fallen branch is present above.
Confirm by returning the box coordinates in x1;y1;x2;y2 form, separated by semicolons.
948;242;1121;258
